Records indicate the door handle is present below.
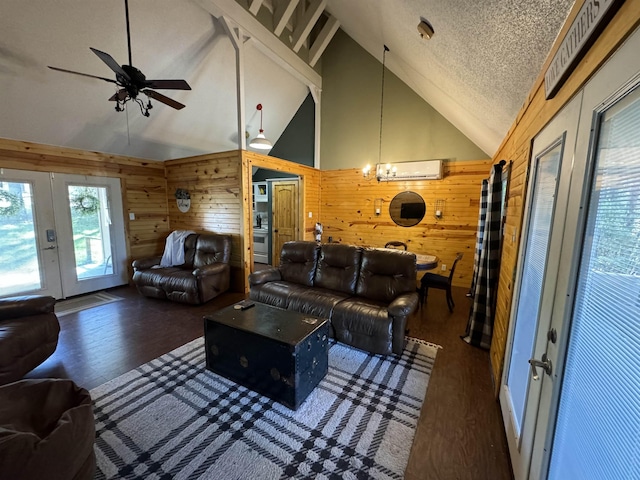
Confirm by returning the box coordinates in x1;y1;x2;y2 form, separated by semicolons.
42;245;57;250
529;353;552;381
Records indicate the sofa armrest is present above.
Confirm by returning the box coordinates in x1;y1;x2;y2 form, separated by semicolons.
0;295;56;320
193;263;227;277
248;268;282;286
388;292;419;317
132;256;162;271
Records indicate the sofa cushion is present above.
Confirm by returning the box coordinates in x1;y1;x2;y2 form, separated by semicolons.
0;314;60;386
314;244;362;295
194;234;231;268
356;248;417;303
182;234;198;268
287;287;350;320
279;241;319;287
331;298;393;355
249;281;310;309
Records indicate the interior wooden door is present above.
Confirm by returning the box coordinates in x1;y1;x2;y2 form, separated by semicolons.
271;180;299;265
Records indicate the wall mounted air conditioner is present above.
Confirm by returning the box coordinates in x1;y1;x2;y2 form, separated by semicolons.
376;159;444;181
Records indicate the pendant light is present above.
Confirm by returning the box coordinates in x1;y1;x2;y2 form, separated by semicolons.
363;45;390;180
249;104;273;150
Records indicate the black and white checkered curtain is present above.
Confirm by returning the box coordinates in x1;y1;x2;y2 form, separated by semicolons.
463;161;505;349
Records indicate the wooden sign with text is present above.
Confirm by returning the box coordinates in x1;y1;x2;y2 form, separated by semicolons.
545;0;625;99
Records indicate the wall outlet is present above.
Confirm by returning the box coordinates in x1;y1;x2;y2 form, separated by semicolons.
308;211;312;218
441;264;447;271
129;212;135;221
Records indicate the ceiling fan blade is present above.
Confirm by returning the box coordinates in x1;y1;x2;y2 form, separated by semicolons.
48;66;117;83
146;79;192;90
108;89;128;101
89;47;130;80
142;89;185;110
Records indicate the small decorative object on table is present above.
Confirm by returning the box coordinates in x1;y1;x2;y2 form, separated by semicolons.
233;300;255;310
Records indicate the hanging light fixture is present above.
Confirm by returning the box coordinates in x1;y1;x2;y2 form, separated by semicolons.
362;45;390;180
249;104;273;150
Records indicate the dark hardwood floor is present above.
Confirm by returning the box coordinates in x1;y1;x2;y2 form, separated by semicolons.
27;284;512;480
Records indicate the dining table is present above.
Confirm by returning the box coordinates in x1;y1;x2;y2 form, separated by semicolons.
413;253;439;271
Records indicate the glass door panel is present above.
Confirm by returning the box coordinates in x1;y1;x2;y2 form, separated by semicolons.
0;181;41;295
0;169;62;299
67;185;113;280
506;140;562;436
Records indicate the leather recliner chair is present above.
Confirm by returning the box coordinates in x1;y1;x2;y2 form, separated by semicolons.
0;295;60;386
132;233;232;304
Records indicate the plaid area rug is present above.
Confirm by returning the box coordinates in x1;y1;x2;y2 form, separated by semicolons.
91;337;438;479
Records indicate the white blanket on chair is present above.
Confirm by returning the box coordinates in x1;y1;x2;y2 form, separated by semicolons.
160;230;195;267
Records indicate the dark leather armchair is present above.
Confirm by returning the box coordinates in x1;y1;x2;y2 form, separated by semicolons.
132;233;232;304
0;295;60;386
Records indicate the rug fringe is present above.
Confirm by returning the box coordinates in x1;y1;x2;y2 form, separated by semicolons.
406;336;443;350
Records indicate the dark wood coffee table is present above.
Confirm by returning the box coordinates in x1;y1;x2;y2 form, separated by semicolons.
203;302;329;410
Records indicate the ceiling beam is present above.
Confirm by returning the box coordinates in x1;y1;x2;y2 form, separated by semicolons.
308;14;339;67
195;0;321;88
274;0;300;37
219;16;247;150
248;0;263;15
291;0;326;53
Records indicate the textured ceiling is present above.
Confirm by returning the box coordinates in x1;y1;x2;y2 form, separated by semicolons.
326;0;576;156
0;0;575;161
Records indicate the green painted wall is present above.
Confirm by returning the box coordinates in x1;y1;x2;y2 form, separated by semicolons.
320;30;487;170
270;93;315;167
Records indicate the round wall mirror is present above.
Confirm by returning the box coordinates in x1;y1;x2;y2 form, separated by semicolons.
389;191;426;227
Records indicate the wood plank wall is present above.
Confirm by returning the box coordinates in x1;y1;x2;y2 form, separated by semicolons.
489;1;640;391
164;151;245;291
0;138;169;267
319;159;493;288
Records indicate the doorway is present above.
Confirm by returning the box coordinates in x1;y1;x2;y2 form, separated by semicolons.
250;167;301;267
0;169;128;299
501;26;640;479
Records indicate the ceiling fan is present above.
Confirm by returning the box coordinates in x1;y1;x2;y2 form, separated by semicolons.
47;0;191;117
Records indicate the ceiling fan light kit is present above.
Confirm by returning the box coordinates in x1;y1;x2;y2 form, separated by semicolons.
249;104;273;150
47;0;191;117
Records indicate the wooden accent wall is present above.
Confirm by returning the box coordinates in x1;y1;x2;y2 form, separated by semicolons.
164;150;322;293
319;159;493;288
489;1;640;391
164;151;245;290
0;138;169;266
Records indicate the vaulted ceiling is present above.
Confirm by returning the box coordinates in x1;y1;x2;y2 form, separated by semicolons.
0;0;574;162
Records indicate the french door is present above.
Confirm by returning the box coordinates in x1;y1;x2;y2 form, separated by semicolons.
0;169;128;299
499;93;581;479
501;25;640;480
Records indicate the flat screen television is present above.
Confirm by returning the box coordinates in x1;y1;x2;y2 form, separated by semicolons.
400;202;425;219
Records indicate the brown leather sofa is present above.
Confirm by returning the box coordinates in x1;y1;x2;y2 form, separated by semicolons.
132;233;232;304
248;241;418;355
0;295;60;386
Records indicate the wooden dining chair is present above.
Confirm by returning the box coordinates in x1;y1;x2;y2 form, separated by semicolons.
419;253;463;312
384;241;407;250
